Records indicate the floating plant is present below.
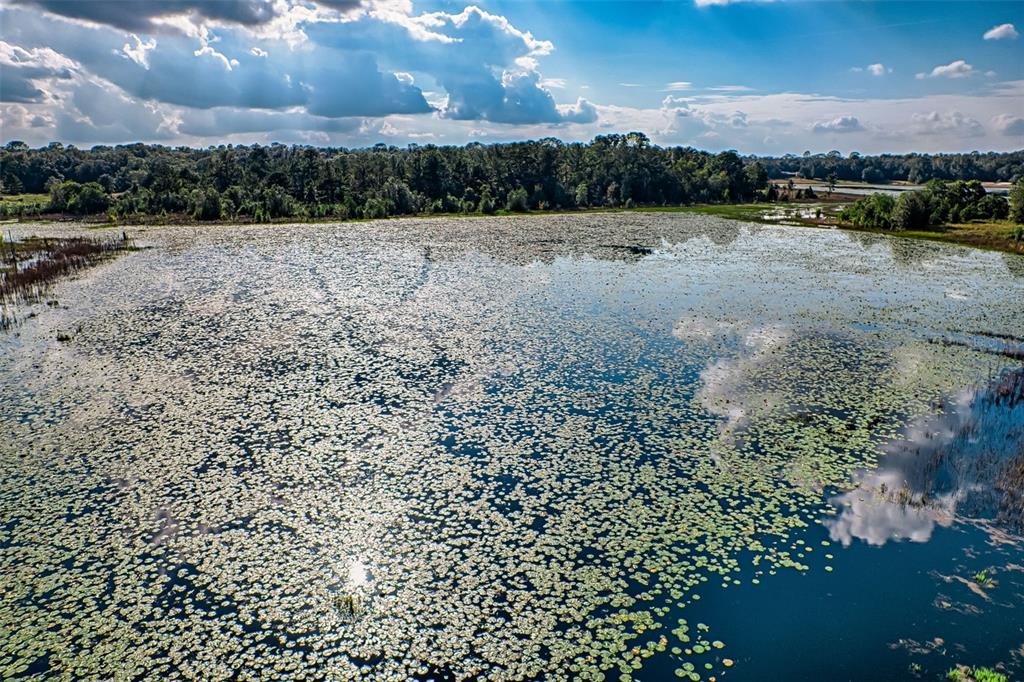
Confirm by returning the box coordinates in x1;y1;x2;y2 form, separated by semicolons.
0;214;1022;680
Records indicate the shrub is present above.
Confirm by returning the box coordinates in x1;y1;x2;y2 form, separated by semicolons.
506;186;529;212
891;191;933;231
1010;178;1024;224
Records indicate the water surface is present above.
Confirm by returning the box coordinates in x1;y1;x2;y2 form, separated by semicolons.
1;214;1022;681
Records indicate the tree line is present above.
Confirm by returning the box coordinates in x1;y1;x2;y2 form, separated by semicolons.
840;178;1024;231
1;134;768;221
759;150;1024;185
1;137;1021;223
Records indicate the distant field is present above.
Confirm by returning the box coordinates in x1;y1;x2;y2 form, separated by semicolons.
0;194;50;219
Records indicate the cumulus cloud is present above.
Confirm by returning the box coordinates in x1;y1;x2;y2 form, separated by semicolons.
911;111;983;137
850;63;889;76
338;5;589;125
57;77;176;143
916;59;973;79
3;6;430;115
0;41;76;103
992;113;1024;136
811;115;863;133
14;0;282;33
983;23;1018;40
1;0;1021;149
559;98;598;124
658;96;751;144
440;71;526;122
1;1;588;131
122;34;157;68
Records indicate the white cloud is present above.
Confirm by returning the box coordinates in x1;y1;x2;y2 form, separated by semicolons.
983;23;1018;40
539;77;566;89
558;97;598;124
811;115;863;133
664;81;693;92
916;59;974;79
122;34;157;69
193;44;239;70
0;40;77;103
852;63;889;76
1;1;1023;152
910;111;983;137
992;113;1024;136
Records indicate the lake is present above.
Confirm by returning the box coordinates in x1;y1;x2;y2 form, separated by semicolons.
1;214;1022;681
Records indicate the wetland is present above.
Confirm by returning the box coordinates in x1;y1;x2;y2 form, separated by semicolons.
1;213;1023;681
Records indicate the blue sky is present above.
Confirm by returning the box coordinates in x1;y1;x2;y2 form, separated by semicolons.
1;0;1021;153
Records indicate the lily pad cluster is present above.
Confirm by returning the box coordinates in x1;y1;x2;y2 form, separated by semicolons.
1;214;1022;680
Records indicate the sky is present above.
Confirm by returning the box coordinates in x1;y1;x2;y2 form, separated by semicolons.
0;0;1022;154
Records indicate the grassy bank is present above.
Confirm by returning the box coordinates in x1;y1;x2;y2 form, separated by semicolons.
674;202;1024;255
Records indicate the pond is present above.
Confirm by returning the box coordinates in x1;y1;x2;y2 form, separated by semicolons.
1;213;1023;681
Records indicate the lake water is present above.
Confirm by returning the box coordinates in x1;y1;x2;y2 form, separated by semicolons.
1;214;1023;681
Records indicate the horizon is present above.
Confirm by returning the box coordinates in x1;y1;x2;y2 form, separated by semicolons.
5;135;1024;158
1;0;1023;154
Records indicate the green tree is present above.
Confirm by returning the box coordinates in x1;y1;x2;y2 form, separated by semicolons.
48;179;80;212
506;187;529;212
478;187;496;215
1009;178;1024;225
574;182;589;208
191;190;223;221
362;197;387;219
67;182;110;215
891;191;932;231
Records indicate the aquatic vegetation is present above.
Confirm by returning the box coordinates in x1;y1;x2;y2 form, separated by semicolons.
0;232;134;329
0;214;1022;680
946;665;1009;682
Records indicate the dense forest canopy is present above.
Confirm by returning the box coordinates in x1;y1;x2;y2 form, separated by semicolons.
1;136;1022;222
758;149;1024;185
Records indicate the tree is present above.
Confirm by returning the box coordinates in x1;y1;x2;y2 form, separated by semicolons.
574;182;589;208
507;187;529;212
3;141;1022;225
48;180;80;212
891;191;932;231
362;197;387;219
840;193;894;229
478;187;496;215
191;190;222;221
1010;178;1024;225
2;173;24;195
67;182;109;215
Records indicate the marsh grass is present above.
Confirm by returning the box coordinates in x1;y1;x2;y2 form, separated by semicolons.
0;232;135;329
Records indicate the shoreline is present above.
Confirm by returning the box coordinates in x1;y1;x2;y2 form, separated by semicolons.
4;201;1023;256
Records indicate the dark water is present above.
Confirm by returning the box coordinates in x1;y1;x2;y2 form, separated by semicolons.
1;214;1022;681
